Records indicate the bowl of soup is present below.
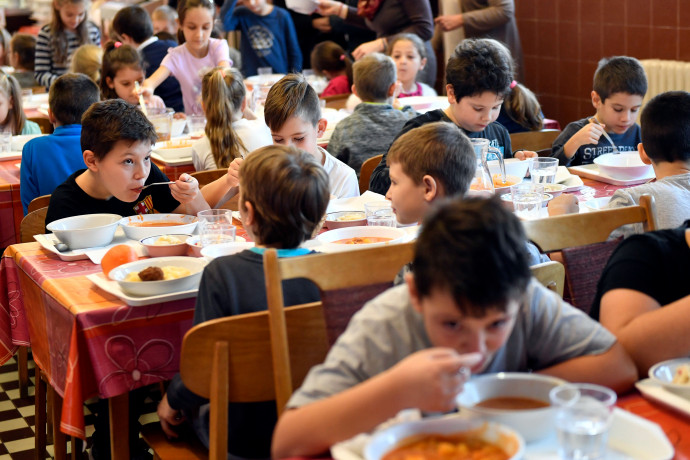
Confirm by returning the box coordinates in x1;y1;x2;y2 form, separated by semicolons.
316;226;406;249
363;416;524;460
120;214;198;240
649;358;690;398
456;373;566;442
109;256;207;296
593;152;652;180
324;211;367;229
488;158;530;179
153;139;194;159
46;213;123;250
139;234;193;257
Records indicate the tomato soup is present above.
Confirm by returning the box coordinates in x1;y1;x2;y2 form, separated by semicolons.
333;236;393;244
383;435;508;460
475;396;550;410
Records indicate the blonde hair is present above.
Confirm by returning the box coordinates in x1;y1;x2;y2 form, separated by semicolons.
201;67;247;168
51;0;94;64
0;72;27;134
70;44;102;83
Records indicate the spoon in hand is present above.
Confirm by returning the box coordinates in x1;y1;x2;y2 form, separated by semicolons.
589;117;620;154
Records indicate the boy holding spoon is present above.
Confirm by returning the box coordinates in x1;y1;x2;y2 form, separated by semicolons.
551;56;647;166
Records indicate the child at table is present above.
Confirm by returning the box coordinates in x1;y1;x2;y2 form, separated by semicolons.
327;53;416;177
219;0;302;78
388;33;436;98
157;144;328;458
272;196;637;457
142;0;232;114
20;73;100;214
551;56;647;166
192;66;272;171
0;72;41;135
9;34;39;89
368;38;535;195
45;99;235;224
311;40;352;98
112;5;184;112
34;0;101;88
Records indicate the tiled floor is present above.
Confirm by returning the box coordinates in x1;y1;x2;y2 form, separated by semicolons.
0;355;160;459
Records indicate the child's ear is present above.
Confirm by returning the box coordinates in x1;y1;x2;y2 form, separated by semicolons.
591;91;602;109
351;84;357;97
405;272;423;313
387;81;397;98
47;108;57;126
83;150;98;171
242;200;255;226
638;143;653;165
419;57;427;70
105;76;114;89
446;84;456;104
422;174;439;202
316;118;327;138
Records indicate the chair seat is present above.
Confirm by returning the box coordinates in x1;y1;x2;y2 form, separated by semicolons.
141;422;208;460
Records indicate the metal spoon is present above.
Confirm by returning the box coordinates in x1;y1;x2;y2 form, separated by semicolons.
589;117;620;154
140;181;175;190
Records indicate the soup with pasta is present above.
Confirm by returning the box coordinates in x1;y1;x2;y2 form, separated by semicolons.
382;435;508;460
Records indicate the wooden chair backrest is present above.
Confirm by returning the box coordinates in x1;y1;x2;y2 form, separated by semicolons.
522;194;657;252
20;207;48;243
179;303;328;460
530;261;565;298
359;154;383;194
28;194;51;213
510;129;560;152
320;93;349;110
190;168;226;187
264;242;415;413
28;117;53;134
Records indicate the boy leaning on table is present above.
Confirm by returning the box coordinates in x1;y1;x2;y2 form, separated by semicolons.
551;56;647;166
368;38;538;195
157;145;328;458
45;99;235;225
271;197;637;458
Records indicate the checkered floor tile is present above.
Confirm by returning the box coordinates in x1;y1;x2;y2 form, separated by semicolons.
0;355;160;459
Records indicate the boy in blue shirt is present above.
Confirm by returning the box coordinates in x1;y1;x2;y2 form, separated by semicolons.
20;73;100;214
220;0;302;77
551;56;647;166
369;38;536;195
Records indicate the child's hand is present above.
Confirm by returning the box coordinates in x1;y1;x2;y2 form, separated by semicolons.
434;14;463;31
571;122;605;148
548;194;579;216
353;39;385;60
227;157;244;188
386;349;482;413
173;112;187;120
312;17;332;33
514;150;538;160
169;173;200;204
316;0;342;16
157;393;185;439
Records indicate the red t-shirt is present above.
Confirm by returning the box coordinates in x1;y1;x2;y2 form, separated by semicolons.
321;74;351;97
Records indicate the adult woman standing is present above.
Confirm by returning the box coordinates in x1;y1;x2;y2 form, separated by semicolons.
316;0;436;86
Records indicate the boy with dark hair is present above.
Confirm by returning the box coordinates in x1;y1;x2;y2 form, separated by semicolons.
551;56;647;166
45;99;232;224
9;33;38;88
369;38;535;195
112;5;184;112
272;197;637;457
157;144;328;458
20;73;100;213
327;53;416;177
264;73;358;197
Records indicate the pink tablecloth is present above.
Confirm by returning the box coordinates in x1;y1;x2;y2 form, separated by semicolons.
0;160;22;248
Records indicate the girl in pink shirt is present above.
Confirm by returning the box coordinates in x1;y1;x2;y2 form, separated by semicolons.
310;41;352;98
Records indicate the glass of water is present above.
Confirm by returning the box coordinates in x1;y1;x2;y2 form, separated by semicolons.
529;157;559;184
510;183;544;219
550;383;617;460
197;209;236;247
364;201;395;227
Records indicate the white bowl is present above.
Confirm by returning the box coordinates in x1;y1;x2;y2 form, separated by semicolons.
542;183;568;197
316;226;407;248
492;174;524;195
285;0;318;15
488;158;530;179
649;358;690;398
153;139;194;159
171;118;187;138
364;416;524;460
46;213;122;250
501;192;553;208
139;234;193;257
593;152;652;180
12;134;42;151
582;196;611;211
200;240;254;260
456;372;566;442
109;256;207;296
119;214;197;240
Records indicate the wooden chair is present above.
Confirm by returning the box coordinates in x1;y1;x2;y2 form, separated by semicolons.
28;116;53;134
510;129;560;152
28;194;51;213
141;303;329;460
359;154;383;194
264;242;416;413
530;261;565;298
320;93;349;110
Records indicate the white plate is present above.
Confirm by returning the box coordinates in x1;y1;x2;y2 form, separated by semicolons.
87;272;199;307
0;151;22;162
109;256;206;296
582;196;611;211
22;92;49;109
569;163;655;186
245;73;286;86
11;134;43;151
637;378;690;417
151;152;193;166
34;229;146;263
399;96;449;114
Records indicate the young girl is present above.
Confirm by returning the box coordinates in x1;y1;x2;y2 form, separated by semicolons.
310;41;352;98
142;0;231;115
100;42;165;109
387;33;436;98
70;43;102;83
192;67;272;171
34;0;101;88
497;81;544;133
0;72;41;134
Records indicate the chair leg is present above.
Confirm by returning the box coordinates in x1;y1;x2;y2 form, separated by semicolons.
47;383;54;445
51;387;67;460
18;346;29;398
35;367;47;460
71;438;84;460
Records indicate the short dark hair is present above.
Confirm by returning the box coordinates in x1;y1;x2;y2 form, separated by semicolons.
240;145;330;248
593;56;647;102
264;73;321;130
49;73;100;125
10;33;36;71
81;99;158;160
112;6;154;44
446;38;513;102
353;53;396;102
387;122;475;196
413;196;532;316
641;91;690;163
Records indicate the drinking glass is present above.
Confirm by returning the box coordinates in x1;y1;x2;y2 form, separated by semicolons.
197;209;236;247
148;111;173;142
0;131;11;153
510;183;544;219
550;383;617;460
188;115;206;139
529;157;559;184
251;83;273;112
364;201;395;227
258;66;273;83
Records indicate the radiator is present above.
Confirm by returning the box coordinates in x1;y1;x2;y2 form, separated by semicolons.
640;59;690;106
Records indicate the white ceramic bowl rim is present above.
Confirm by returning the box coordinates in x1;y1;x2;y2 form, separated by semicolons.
139;234;193;246
315;225;407;244
46;213;122;231
649;358;690;389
